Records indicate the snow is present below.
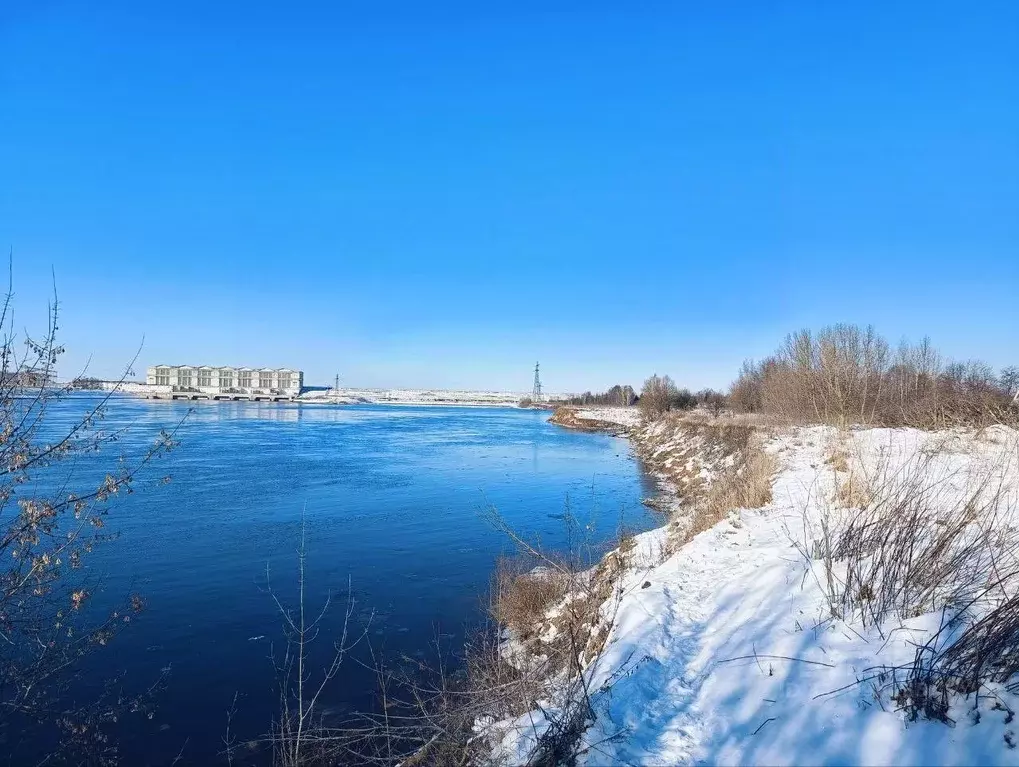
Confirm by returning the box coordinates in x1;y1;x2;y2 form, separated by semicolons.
297;388;550;407
489;425;1019;765
574;407;642;428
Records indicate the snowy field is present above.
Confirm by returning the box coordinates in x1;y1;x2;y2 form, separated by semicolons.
298;388;542;406
492;424;1019;765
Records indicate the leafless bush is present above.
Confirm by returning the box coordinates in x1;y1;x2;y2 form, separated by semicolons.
250;500;625;766
0;271;182;762
257;518;373;767
344;503;634;766
729;324;1017;427
696;389;728;417
639;374;692;421
938;589;1019;693
728;359;766;414
1002;367;1019;402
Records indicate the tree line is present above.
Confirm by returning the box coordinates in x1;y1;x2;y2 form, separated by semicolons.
728;324;1017;426
567;324;1017;428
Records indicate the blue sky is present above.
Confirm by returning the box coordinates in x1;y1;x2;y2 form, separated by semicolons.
3;2;1017;392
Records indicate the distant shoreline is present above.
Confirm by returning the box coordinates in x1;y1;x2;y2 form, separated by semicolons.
72;381;573;409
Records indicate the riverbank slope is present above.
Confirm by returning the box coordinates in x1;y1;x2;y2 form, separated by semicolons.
492;409;1019;765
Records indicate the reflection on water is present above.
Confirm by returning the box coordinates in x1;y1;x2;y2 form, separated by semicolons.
32;396;656;763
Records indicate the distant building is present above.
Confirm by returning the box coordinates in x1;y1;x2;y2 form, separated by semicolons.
145;365;304;397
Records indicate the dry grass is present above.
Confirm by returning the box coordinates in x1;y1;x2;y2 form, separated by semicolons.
634;415;769;508
458;527;636;764
823;431;851;473
617;531;637;557
833;469;875;510
804;429;1019;722
490;556;571;639
635;416;778;545
693;443;777;535
815;439;1018;625
827;451;850;472
491;542;629;668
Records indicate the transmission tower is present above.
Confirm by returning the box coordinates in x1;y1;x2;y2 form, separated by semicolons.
532;362;543;402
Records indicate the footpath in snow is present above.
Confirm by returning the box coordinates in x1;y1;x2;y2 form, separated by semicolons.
494;413;1019;765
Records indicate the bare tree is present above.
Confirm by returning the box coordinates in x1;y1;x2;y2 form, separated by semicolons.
696;388;727;417
638;374;679;421
728;324;1016;426
1001;366;1019;403
553;384;637;407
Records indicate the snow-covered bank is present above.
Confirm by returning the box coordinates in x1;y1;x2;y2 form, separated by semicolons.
300;388;571;407
547;406;640;433
573;406;642;429
300;387;530;406
499;418;1019;765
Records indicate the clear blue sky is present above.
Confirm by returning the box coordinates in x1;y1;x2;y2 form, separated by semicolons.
3;2;1017;392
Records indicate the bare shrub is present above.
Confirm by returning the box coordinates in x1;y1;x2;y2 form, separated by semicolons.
696;388;728;417
1002;366;1019;402
344;508;632;766
729;359;765;414
639;374;691;421
0;275;182;762
939;588;1019;693
832;466;875;510
260;519;372;767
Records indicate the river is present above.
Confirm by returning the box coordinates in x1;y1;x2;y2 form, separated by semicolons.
23;395;655;763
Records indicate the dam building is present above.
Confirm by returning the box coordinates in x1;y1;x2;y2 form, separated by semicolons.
145;365;304;400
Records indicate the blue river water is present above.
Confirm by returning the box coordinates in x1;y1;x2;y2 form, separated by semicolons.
29;395;655;763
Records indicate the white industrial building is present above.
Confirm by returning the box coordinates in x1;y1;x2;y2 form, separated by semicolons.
145;365;304;400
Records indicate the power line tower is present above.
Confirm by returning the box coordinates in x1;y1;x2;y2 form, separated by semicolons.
532;361;542;402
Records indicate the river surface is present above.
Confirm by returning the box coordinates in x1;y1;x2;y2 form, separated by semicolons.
28;395;655;763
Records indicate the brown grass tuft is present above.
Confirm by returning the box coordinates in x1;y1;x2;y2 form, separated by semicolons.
834;469;875;509
490;557;570;639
